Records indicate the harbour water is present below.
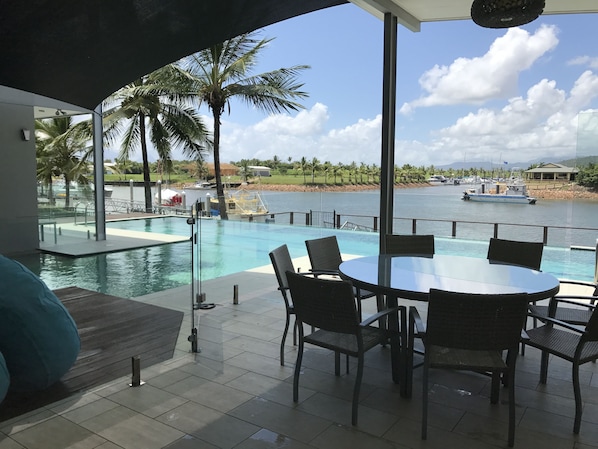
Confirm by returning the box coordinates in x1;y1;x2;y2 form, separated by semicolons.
111;183;598;248
17;183;597;297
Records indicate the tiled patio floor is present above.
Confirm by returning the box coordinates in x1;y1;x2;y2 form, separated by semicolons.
1;260;598;449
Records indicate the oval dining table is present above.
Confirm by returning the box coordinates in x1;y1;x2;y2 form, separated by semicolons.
339;254;561;397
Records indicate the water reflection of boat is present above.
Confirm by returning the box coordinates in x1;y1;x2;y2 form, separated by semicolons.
54;182;113;199
462;178;536;204
209;187;271;222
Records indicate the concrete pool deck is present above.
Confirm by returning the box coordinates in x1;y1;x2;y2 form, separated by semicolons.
1;258;598;448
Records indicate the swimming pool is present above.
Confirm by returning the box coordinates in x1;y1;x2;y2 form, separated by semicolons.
16;217;596;298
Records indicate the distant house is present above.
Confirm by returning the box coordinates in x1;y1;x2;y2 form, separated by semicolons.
525;163;579;182
206;163;238;177
248;165;271;177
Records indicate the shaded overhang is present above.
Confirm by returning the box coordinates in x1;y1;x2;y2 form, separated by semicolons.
349;0;598;32
0;0;347;111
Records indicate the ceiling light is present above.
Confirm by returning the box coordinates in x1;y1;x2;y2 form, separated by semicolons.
471;0;545;28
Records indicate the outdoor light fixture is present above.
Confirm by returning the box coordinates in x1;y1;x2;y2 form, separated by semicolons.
471;0;545;28
21;129;31;141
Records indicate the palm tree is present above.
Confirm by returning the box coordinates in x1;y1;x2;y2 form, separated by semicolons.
310;157;320;183
35;117;91;208
103;64;210;212
184;32;309;219
298;157;309;184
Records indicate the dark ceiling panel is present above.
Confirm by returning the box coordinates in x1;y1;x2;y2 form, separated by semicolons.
0;0;346;109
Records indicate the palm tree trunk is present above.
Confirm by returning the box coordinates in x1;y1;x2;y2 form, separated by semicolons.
139;114;153;213
212;109;228;219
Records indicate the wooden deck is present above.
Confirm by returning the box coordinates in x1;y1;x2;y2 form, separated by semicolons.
0;287;184;422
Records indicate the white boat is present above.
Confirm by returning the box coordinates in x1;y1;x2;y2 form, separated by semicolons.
427;175;448;185
462;178;537;204
209;187;271;222
184;181;215;190
155;188;183;207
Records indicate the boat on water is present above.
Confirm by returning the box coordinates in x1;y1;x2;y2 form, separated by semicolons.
209;186;271;222
462;178;537;204
427;175;448;185
184;180;215;190
155;188;184;207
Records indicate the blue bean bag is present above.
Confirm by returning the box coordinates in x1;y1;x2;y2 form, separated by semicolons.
0;255;80;392
0;352;8;402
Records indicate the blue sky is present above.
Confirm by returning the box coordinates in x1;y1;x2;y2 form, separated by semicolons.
110;4;598;168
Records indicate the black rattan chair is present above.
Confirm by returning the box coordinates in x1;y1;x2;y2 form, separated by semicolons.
411;289;529;447
269;244;299;366
383;234;435;256
487;237;544;270
487;237;544;355
305;235;380;318
286;271;401;426
527;301;598;434
528;282;597;326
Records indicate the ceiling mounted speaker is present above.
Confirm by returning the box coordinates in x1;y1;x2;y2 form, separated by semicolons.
471;0;545;28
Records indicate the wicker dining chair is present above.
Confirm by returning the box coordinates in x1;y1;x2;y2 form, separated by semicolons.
268;244;299;366
411;289;529;447
487;237;544;270
383;234;435;256
527;300;598;434
305;235;380;317
286;271;401;426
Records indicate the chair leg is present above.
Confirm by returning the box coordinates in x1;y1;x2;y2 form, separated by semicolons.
280;312;291;366
352;353;363;426
335;351;341;376
422;361;429;440
540;351;549;384
573;361;582;434
293;339;304;403
490;372;500;404
508;368;515;447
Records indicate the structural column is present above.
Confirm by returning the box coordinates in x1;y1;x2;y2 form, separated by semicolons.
93;104;106;241
379;12;398;253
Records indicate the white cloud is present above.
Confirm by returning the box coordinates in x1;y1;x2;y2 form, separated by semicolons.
400;25;559;113
568;55;598;69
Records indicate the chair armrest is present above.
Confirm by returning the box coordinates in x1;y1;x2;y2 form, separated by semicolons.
527;312;586;334
409;306;426;335
551;296;597;309
557;279;598;296
521;329;530;342
360;306;403;327
309;268;339;276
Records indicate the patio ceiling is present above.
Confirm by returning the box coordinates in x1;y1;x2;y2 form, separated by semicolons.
1;1;596;111
350;0;598;31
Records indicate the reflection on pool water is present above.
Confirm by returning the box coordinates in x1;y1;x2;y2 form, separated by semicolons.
16;217;596;298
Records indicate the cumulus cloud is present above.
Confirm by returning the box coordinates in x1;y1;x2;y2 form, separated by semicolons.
419;70;598;164
399;25;559;113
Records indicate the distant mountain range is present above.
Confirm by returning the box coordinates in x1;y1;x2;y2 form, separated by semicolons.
437;155;598;171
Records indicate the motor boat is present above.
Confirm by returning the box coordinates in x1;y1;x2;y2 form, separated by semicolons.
462;178;536;204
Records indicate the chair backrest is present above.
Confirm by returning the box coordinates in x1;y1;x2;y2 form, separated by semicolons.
305;236;343;272
269;244;295;292
286;271;359;334
384;234;435;256
426;288;529;351
582;306;598;342
487;237;544;270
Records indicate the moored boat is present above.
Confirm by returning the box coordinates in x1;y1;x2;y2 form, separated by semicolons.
427;175;448;185
462;178;536;204
209;186;271;222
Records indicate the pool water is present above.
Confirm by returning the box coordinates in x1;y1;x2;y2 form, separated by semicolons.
16;217;596;298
